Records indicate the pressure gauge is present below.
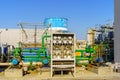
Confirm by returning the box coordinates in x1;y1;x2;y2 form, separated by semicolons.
58;36;61;39
68;36;72;40
53;36;57;39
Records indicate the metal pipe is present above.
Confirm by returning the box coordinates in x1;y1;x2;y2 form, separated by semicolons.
22;50;41;52
42;34;51;49
0;63;12;66
22;56;39;58
0;62;42;66
20;62;42;66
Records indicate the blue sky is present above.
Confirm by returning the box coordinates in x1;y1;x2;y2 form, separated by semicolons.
0;0;114;39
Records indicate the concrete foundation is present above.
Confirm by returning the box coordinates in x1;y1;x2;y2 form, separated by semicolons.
87;66;113;75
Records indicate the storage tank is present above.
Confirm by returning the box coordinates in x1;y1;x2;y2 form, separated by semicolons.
87;29;95;46
0;44;8;62
44;18;68;31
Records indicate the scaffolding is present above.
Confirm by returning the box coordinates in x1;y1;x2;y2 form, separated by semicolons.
18;22;45;48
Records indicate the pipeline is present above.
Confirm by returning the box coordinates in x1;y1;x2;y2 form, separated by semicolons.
0;62;42;66
41;34;51;49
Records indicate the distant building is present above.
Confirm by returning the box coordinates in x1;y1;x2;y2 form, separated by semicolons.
76;40;86;50
0;29;45;47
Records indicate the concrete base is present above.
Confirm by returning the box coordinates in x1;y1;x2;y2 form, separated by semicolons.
5;67;23;77
88;66;113;75
0;67;119;80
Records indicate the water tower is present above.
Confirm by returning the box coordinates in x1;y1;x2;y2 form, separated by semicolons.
44;18;68;31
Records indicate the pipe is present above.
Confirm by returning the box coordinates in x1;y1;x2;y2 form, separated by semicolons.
20;62;42;66
22;56;39;58
42;34;51;49
22;50;41;53
0;62;42;66
0;63;12;66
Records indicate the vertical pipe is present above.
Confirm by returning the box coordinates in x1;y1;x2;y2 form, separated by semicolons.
42;34;51;49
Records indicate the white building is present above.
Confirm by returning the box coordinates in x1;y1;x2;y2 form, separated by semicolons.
0;28;45;47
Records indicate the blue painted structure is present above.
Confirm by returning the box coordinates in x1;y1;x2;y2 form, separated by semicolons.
44;18;68;31
0;45;8;55
21;47;50;64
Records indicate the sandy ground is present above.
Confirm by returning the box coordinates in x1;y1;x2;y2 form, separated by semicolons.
0;67;120;80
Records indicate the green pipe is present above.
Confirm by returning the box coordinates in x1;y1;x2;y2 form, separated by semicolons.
30;60;33;70
22;50;41;53
76;56;89;60
42;34;51;49
13;48;21;58
18;42;21;48
12;33;51;59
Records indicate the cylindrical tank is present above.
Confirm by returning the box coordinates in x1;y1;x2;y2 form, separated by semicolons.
87;29;95;46
44;18;68;31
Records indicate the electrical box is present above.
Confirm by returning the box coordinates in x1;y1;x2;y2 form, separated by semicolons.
51;33;75;77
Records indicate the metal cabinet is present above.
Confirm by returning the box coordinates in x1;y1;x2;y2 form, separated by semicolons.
51;33;75;77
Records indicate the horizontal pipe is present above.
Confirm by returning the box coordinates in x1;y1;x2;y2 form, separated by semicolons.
20;62;42;66
0;62;42;66
0;63;12;66
22;56;39;58
22;50;41;52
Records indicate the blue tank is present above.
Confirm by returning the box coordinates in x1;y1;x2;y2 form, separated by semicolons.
44;18;68;31
0;45;8;55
